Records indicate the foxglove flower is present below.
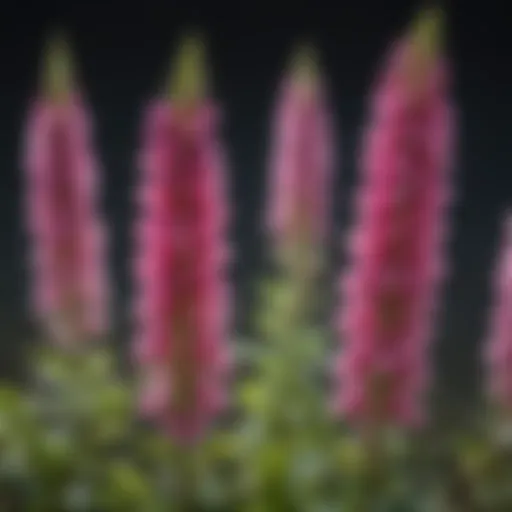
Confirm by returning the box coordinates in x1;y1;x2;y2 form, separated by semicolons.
237;47;336;508
266;45;334;253
133;36;231;442
485;213;512;413
23;35;109;345
334;9;455;427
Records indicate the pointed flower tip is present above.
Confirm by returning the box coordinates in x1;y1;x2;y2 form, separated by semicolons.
168;31;208;105
41;30;75;102
289;42;320;89
409;5;444;59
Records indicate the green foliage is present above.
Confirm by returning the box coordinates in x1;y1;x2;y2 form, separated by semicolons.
0;345;155;511
0;345;243;511
0;336;511;510
233;260;343;511
451;417;512;510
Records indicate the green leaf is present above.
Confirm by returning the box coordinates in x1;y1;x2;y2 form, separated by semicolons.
238;382;268;413
102;460;151;508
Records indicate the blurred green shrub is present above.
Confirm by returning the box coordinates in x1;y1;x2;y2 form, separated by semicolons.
1;342;512;511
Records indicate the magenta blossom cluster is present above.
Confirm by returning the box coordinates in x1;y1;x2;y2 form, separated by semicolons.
24;89;109;344
266;51;334;248
133;100;231;442
334;28;455;427
485;213;512;412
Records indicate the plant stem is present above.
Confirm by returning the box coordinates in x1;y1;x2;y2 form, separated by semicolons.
175;444;196;511
351;424;387;511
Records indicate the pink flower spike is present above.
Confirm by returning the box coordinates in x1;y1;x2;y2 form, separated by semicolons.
132;34;231;443
265;44;335;250
334;8;455;429
485;212;512;412
23;33;110;345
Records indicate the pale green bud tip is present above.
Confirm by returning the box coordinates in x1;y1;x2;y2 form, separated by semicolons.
41;31;74;102
168;32;207;104
408;6;444;61
289;42;319;88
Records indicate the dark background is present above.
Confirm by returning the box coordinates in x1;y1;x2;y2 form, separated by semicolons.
0;1;509;413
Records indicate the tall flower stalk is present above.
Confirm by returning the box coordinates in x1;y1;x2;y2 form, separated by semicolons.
238;44;336;509
15;35;141;511
485;213;512;419
335;7;453;430
266;45;333;258
133;35;231;445
23;34;109;346
333;8;455;507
